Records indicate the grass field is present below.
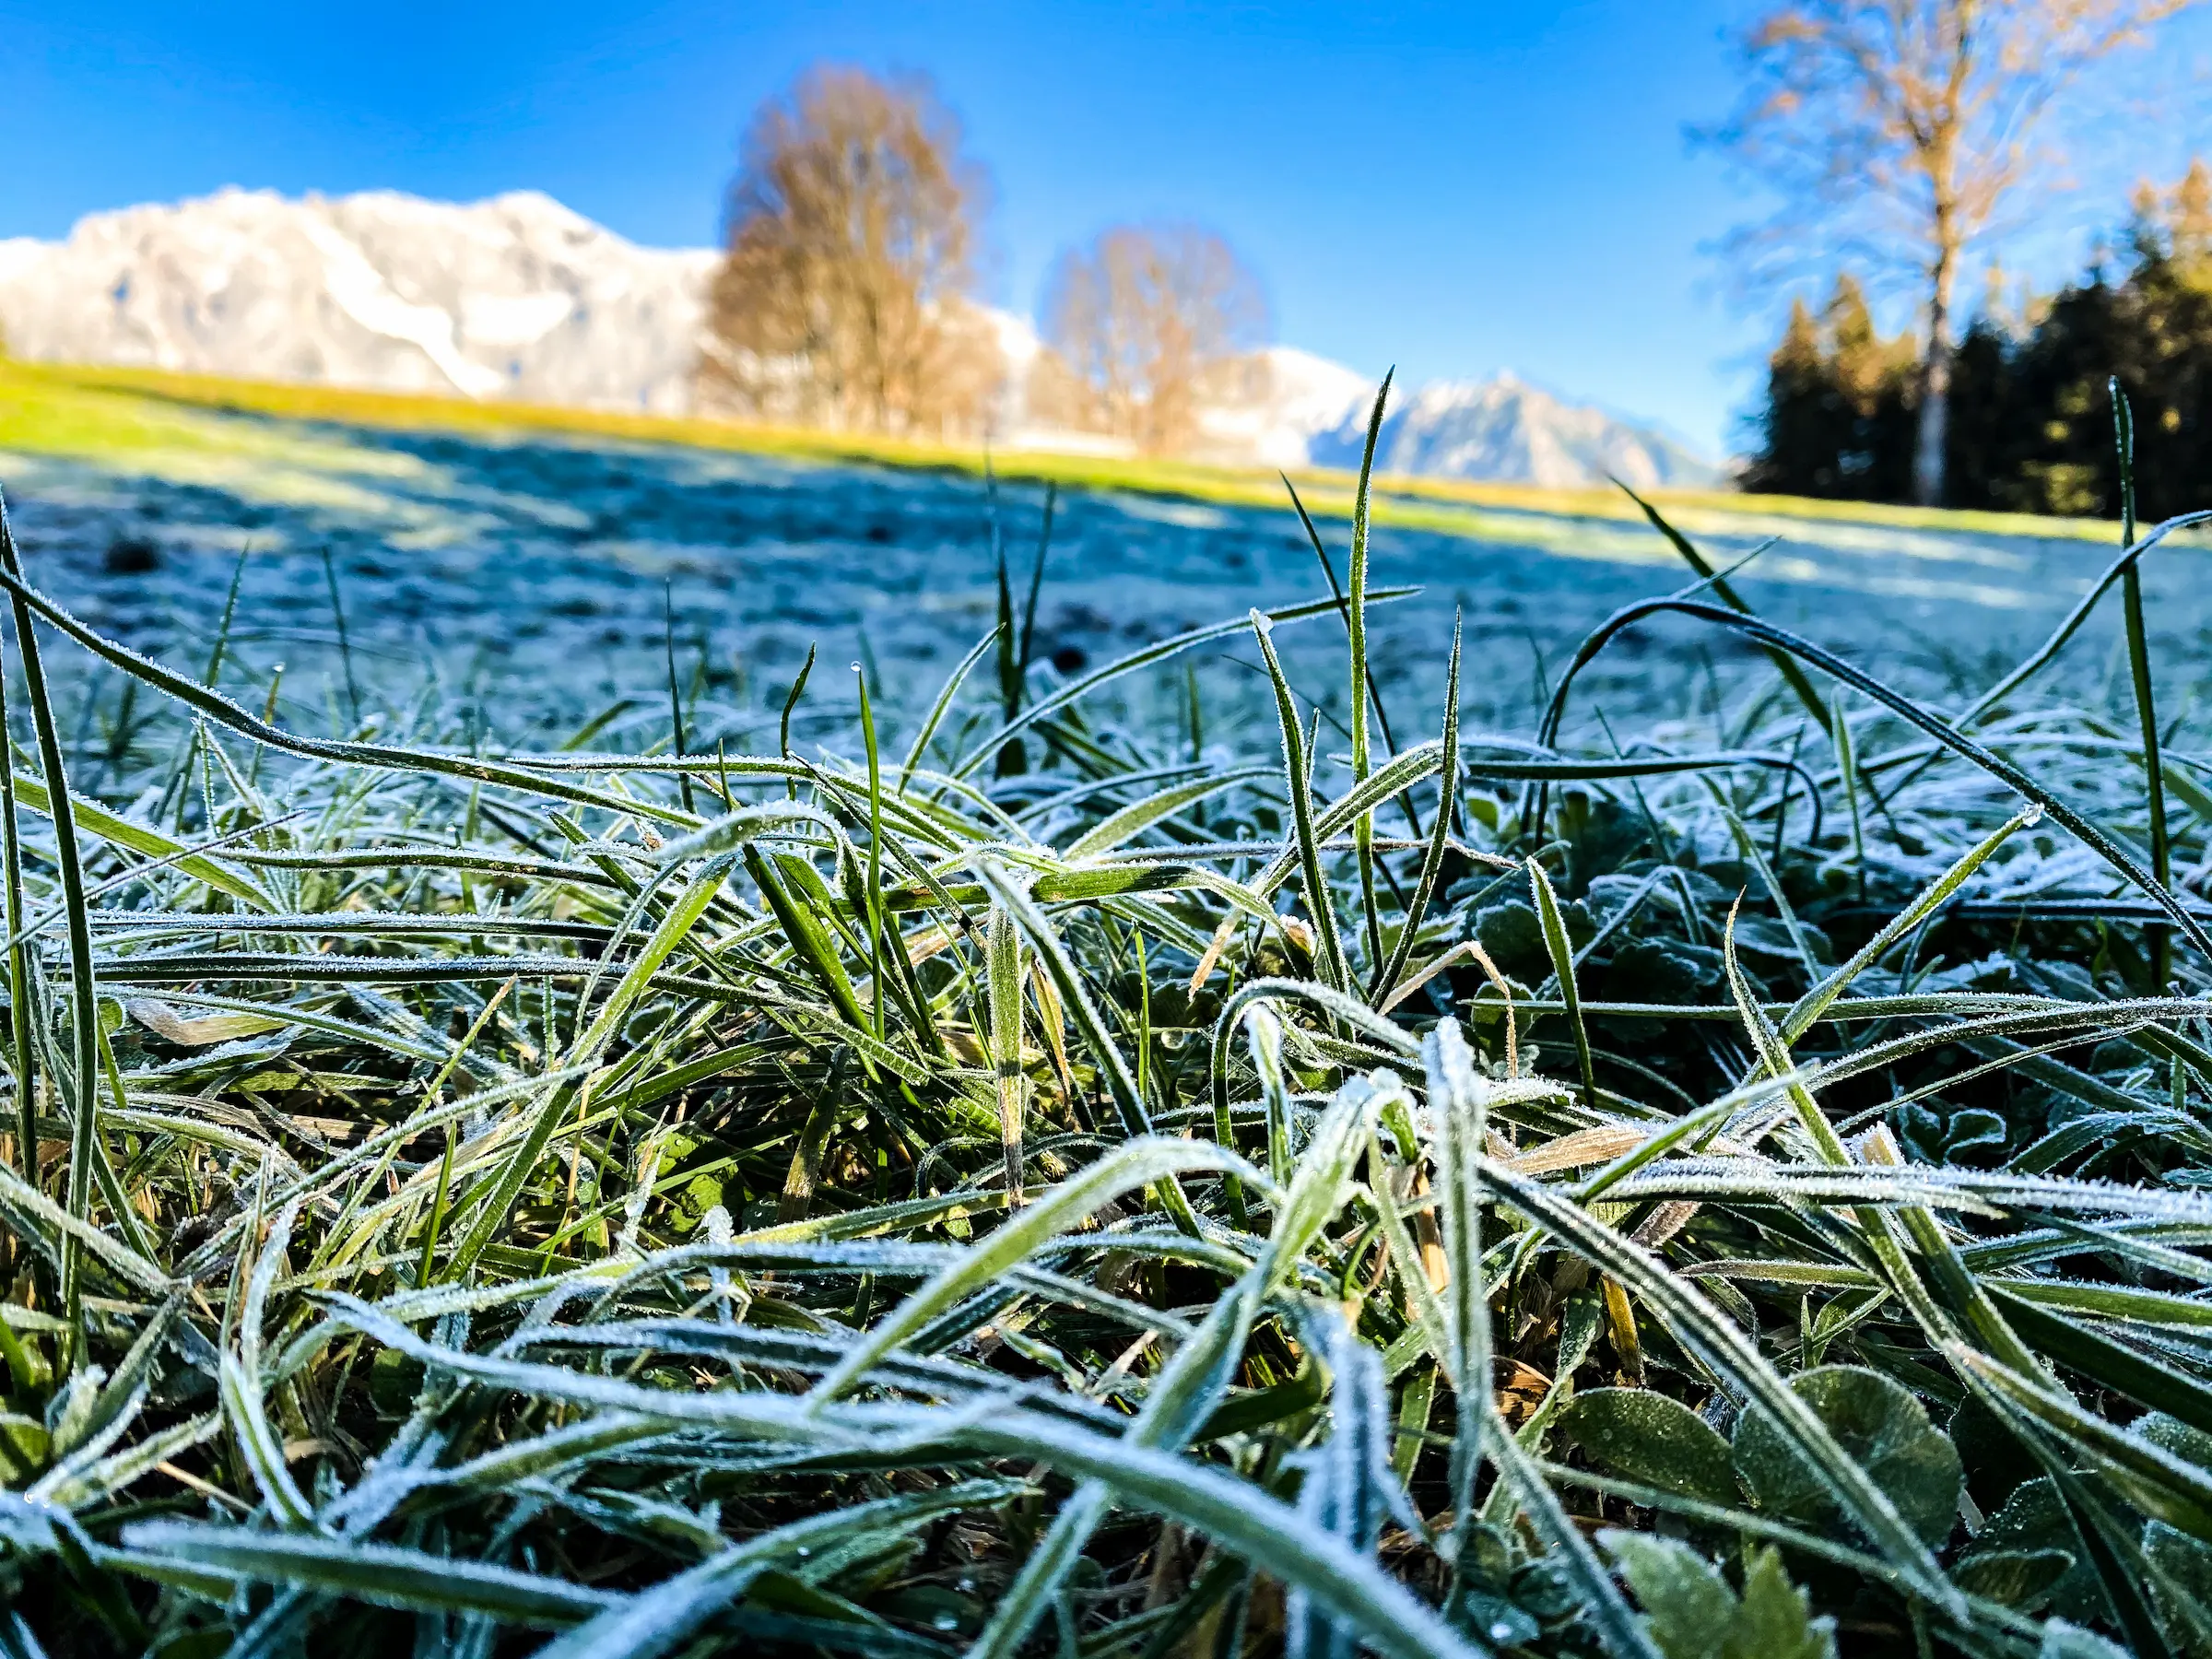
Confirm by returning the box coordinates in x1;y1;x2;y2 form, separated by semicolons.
0;359;2209;1657
0;352;2172;748
0;356;2124;546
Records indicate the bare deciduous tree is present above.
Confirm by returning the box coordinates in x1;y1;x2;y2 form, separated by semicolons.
698;65;1005;438
1706;0;2200;505
1033;223;1270;456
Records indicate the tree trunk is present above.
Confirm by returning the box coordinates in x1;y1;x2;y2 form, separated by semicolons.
1911;249;1957;507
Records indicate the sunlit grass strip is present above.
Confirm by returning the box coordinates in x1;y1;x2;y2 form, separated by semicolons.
0;355;2147;542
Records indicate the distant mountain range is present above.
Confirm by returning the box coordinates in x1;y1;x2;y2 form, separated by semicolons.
1308;373;1717;491
0;188;715;413
0;188;1719;488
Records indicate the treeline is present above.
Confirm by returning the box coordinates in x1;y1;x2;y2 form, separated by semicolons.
696;65;1269;455
1747;163;2212;519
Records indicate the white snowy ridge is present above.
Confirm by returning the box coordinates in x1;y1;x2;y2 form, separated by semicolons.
0;187;715;414
0;187;1717;486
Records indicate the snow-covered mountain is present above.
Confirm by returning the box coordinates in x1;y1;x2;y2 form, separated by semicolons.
0;187;1718;486
0;187;717;412
1184;347;1376;470
1307;371;1718;490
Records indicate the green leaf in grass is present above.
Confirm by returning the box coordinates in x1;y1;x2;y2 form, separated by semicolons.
1722;1547;1836;1659
2144;1520;2212;1653
1557;1390;1736;1506
2140;1412;2212;1473
1731;1366;1961;1548
1961;1477;2106;1626
1602;1534;1835;1659
1601;1533;1734;1659
1951;1548;2075;1610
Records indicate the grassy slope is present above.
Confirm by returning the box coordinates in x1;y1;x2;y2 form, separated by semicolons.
0;355;2118;545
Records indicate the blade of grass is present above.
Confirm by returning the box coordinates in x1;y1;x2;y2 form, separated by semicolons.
1526;855;1594;1109
1614;480;1830;734
1371;614;1461;1005
1249;611;1350;995
321;547;360;728
1347;372;1394;974
664;582;695;817
2112;381;2171;994
0;498;101;1365
971;860;1201;1235
900;623;1001;794
0;620;30;1188
951;590;1419;780
986;902;1027;1207
1536;594;2212;959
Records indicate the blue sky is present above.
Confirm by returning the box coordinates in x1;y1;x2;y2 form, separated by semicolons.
5;1;2209;454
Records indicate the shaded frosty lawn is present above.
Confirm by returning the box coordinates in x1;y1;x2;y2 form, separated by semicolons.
0;403;2191;753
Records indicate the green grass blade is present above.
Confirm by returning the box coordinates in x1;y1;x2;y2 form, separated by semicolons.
1954;507;2212;728
1994;1288;2212;1440
1426;1021;1493;1547
2113;382;2171;992
901;622;1001;793
1249;611;1351;994
0;502;102;1357
118;1522;616;1627
972;860;1162;1142
1616;479;1830;734
1538;594;2212;959
806;1135;1255;1405
1372;614;1461;1004
1777;805;2039;1044
1062;765;1271;862
1347;372;1394;973
0;645;31;1191
1473;1153;1960;1612
1526;856;1594;1108
951;589;1419;779
1487;1406;1662;1659
536;1481;1024;1659
986;901;1027;1206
